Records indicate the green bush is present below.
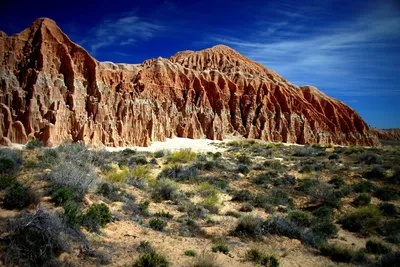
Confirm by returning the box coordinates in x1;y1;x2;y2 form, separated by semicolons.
245;248;279;267
154;210;173;219
0;149;23;175
133;251;169;267
374;187;399;201
366;240;392;254
25;139;43;149
340;205;382;235
4;210;70;266
184;250;197;257
63;200;83;227
191;252;218;267
239;203;254;212
97;182;123;202
328;176;345;188
267;189;294;208
198;182;218;198
149;218;167;231
379;202;397;217
137;240;154;253
353;180;375;193
237;154;251;165
359;152;381;165
168;149;196;163
51;187;75;206
364;165;386;180
311;219;338;239
3;184;39;210
233;215;264;238
201;195;219;214
0;175;16;190
133;155;148;165
211;242;229;254
37;148;59;168
288;210;313;227
237;164;250;174
231;189;253;202
83;203;112;232
298;179;319;193
379;252;400;267
353;194;371;207
312;205;334;219
319;243;356;263
152;178;182;202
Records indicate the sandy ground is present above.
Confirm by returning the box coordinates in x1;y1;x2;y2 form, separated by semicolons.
104;137;229;153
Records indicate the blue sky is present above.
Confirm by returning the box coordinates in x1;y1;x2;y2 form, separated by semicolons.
1;0;399;128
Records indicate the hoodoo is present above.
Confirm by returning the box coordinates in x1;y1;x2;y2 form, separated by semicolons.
0;18;379;147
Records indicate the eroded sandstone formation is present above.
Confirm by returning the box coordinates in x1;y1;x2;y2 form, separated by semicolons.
372;128;400;141
0;18;380;147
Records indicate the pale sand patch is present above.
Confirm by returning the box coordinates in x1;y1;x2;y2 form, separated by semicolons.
104;137;229;153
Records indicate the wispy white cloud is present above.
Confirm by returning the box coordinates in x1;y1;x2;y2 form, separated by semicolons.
208;1;400;97
81;13;163;54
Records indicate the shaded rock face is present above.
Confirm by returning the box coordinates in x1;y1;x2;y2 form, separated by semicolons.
0;18;380;147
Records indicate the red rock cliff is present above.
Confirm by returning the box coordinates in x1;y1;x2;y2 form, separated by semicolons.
0;18;380;147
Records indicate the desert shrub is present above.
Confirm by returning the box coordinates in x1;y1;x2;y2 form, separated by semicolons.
48;160;97;201
198;182;219;198
184;250;197;257
152;178;182;202
0;175;16;190
158;164;198;182
267;189;294;208
263;160;285;171
311;219;338;239
329;176;345;188
281;174;296;185
211;241;229;254
231;189;253;202
293;146;315;157
377;220;400;237
179;218;205;237
51;187;75;205
133;155;148;165
252;192;270;209
312;205;334;219
237;164;250;174
345;146;364;155
365;240;392;254
353;194;371;207
298;178;319;193
364;165;386;180
37;148;59;167
233;215;264;238
25;139;43;149
237;154;251;165
319;243;356;263
0;149;23;175
133;251;169;267
245;248;279;266
379;252;400;266
154;150;166;158
149;218;167;231
340;205;382;235
212;179;228;190
168;149;196;163
131;165;151;179
389;168;400;185
379;202;397;217
97;182;122;202
253;171;278;185
353;180;375;193
309;183;340;208
83;203;112;232
288;210;313;227
201;195;219;214
328;154;339;160
137;240;154;253
239;203;254;212
359;152;381;165
191;252;219;267
374;187;400;201
154;210;173;219
103;164;129;183
3;210;70;266
63;200;83;227
3;184;39;210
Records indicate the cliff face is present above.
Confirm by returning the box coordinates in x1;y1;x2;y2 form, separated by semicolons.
0;18;380;147
373;129;400;141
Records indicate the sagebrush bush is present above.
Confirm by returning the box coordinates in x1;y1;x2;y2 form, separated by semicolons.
3;184;39;210
201;195;219;214
364;165;386;180
152;178;183;202
374;187;399;201
37;148;59;168
149;218;167;231
231;189;253;202
133;251;169;267
198;182;219;198
379;202;397;217
237;164;250;174
168;149;196;163
366;239;392;254
51;187;75;205
0;174;16;190
83;203;112;232
137;240;154;253
63;200;83;227
158;164;198;182
184;250;197;257
191;252;219;267
288;210;313;227
25;139;43;149
245;248;279;267
233;215;264;238
353;194;371;207
298;179;319;193
353;180;375;193
312;205;334;219
293;146;315;157
359;152;381;165
211;241;229;254
103;164;129;183
340;205;382;235
319;243;357;263
4;210;70;266
0;149;23;175
311;218;338;239
329;176;345;188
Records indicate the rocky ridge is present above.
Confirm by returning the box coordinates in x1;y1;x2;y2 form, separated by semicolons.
0;18;380;147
